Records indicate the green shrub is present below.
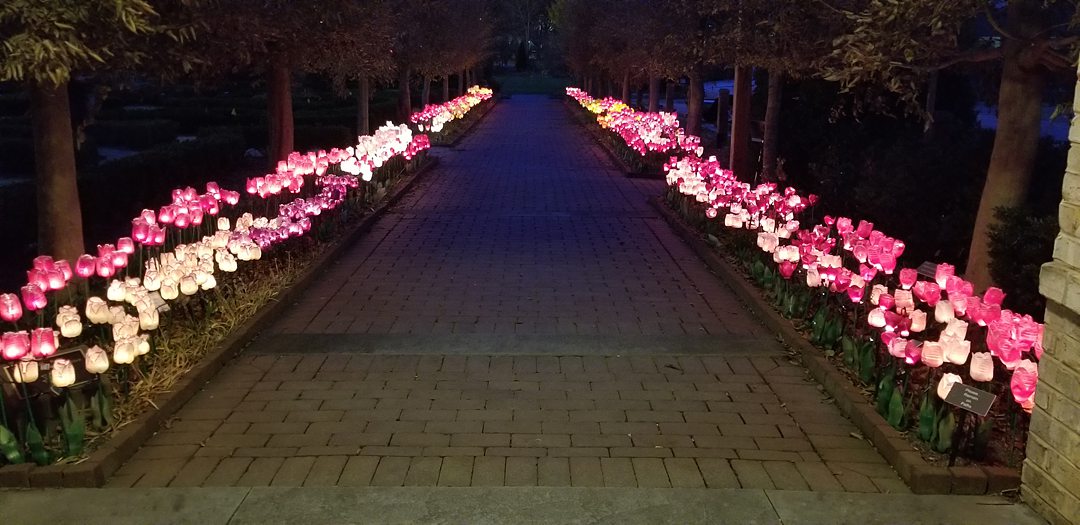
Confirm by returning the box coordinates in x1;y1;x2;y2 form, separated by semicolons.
198;125;355;151
988;207;1057;319
82;133;245;229
0;137;100;176
88;119;180;149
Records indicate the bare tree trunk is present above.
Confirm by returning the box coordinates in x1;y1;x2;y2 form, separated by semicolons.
664;80;675;112
924;70;939;134
621;69;631;104
729;66;753;177
648;74;660;113
635;85;644;109
686;68;704;137
267;56;294;164
442;75;450;102
397;66;412;122
357;75;370;136
715;88;729;149
422;75;431;106
762;70;784;181
964;0;1046;288
30;81;84;261
460;69;467;94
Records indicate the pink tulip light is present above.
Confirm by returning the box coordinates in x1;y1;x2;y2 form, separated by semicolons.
30;327;57;358
0;293;23;322
20;284;46;311
1010;360;1038;412
75;254;96;278
1;331;29;361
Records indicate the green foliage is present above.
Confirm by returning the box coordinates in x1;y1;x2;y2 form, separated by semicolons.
0;0;160;86
58;395;85;457
934;410;957;453
988;206;1057;319
0;424;25;464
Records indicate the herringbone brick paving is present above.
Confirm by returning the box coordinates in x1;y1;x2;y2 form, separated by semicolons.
107;96;904;492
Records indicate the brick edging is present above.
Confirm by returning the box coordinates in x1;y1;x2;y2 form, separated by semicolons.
0;155;441;489
561;99;663;180
647;196;1021;496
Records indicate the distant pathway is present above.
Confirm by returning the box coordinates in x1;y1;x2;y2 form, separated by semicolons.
108;96;903;492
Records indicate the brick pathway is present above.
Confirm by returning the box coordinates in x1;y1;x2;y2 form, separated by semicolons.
107;96;904;492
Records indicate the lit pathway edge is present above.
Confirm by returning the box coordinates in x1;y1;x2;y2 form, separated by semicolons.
0;486;1045;525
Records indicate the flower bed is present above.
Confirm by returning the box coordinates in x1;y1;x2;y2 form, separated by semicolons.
0;90;489;474
567;86;1039;477
410;86;493;146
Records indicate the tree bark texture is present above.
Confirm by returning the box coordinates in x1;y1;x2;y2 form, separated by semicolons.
621;69;631;104
715;89;729;149
267;57;294;164
398;67;412;122
686;68;704;137
31;81;84;262
357;75;370;137
665;80;675;112
729;66;753;178
762;70;784;181
964;0;1047;288
648;74;660;113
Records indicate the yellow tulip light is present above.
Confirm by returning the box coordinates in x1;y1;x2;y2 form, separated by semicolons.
106;279;126;302
50;358;76;388
217;217;230;231
113;339;135;364
139;309;159;331
85;297;111;324
179;275;199;296
14;359;38;383
160;280;179;301
136;335;151;356
85;345;110;374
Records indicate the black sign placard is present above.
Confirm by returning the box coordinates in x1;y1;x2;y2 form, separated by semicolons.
944;384;996;417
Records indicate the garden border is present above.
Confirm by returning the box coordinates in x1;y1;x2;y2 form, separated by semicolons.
562;99;664;179
0;155;441;488
648;195;1022;496
432;98;497;148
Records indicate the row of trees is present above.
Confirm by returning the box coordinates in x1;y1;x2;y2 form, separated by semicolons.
0;0;494;264
551;0;1077;291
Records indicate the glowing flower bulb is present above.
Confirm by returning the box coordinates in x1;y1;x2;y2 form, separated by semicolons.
943;337;971;365
113;340;135;364
0;293;23;323
59;316;82;338
82;345;109;375
13;359;38;383
934;301;955;323
921;342;944;368
934;263;954;289
179;275;198;296
20;284;46;311
139;309;159;331
867;308;886;328
1011;360;1038;412
30;328;57;358
160;280;179;301
898;268;917;289
970;352;994;382
937;373;962;400
49;358;75;388
136;334;151;356
107;280;126;302
2;331;30;360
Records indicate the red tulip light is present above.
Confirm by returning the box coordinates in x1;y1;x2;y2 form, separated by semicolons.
898;268;917;289
117;237;136;254
1;331;29;361
55;260;72;281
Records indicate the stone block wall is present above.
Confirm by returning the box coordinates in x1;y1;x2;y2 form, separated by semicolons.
1030;65;1080;525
